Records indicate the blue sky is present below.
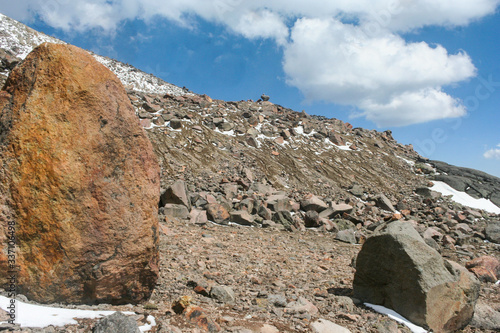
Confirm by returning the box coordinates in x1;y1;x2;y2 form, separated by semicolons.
2;1;500;177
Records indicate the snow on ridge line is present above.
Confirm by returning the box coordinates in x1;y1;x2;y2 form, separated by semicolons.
430;181;500;214
0;14;189;96
0;296;154;331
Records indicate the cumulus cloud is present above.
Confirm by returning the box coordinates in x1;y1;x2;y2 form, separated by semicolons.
3;0;499;126
484;144;500;160
283;18;475;126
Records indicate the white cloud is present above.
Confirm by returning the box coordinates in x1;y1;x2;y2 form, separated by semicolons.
3;0;499;126
283;18;475;126
484;144;500;160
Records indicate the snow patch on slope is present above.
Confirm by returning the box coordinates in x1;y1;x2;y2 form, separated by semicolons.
431;181;500;214
0;296;155;331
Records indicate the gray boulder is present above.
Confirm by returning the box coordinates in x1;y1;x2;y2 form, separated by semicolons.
93;312;140;333
470;301;500;330
353;221;480;333
485;221;500;243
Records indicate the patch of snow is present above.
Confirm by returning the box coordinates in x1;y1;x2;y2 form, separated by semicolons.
336;144;352;151
0;296;155;331
396;155;416;166
294;126;304;135
92;54;190;96
139;315;156;332
214;128;236;137
430;181;500;214
365;303;427;333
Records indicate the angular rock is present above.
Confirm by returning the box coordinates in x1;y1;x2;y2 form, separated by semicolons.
230;210;256;226
266;194;292;212
206;203;230;225
353;221;480;332
0;43;159;304
268;294;287;307
185;305;221;332
335;229;356;244
272;211;294;231
189;209;208;225
300;194;328;212
311;319;351;333
349;184;364;197
319;204;353;219
170;118;182;129
466;256;500;283
210;285;235;303
93;312;140;333
162;204;189;219
304;210;322;228
470;301;500;330
160;180;191;209
374;194;396;212
485;221;500;243
285;297;319;316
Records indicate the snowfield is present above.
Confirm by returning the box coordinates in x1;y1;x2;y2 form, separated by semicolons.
430;181;500;214
0;296;155;331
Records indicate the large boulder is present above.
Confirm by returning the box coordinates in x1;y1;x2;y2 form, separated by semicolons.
353;221;480;332
0;43;160;304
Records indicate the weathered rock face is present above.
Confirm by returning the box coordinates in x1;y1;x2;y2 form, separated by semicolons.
0;43;160;304
353;221;480;333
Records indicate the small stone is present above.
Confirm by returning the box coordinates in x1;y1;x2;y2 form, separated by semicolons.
259;324;279;333
268;294;287;307
210;285;236;303
172;296;192;314
336;229;356;244
170;118;182;129
310;319;351;333
184;305;221;332
93;312;140;333
304;210;323;228
374;194;396;212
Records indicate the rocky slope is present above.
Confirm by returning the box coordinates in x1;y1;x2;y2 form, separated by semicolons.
0;12;499;333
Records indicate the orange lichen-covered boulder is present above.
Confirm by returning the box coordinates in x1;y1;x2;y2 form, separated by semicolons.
0;43;160;304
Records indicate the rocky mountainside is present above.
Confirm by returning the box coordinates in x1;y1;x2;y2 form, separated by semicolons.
1;12;500;333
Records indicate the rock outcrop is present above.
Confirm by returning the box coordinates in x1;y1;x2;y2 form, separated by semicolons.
0;43;160;304
353;221;480;332
430;160;500;207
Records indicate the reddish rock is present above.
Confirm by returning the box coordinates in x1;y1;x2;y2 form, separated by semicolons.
160;180;190;209
0;43;160;304
206;203;230;224
466;256;500;283
185;305;221;332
